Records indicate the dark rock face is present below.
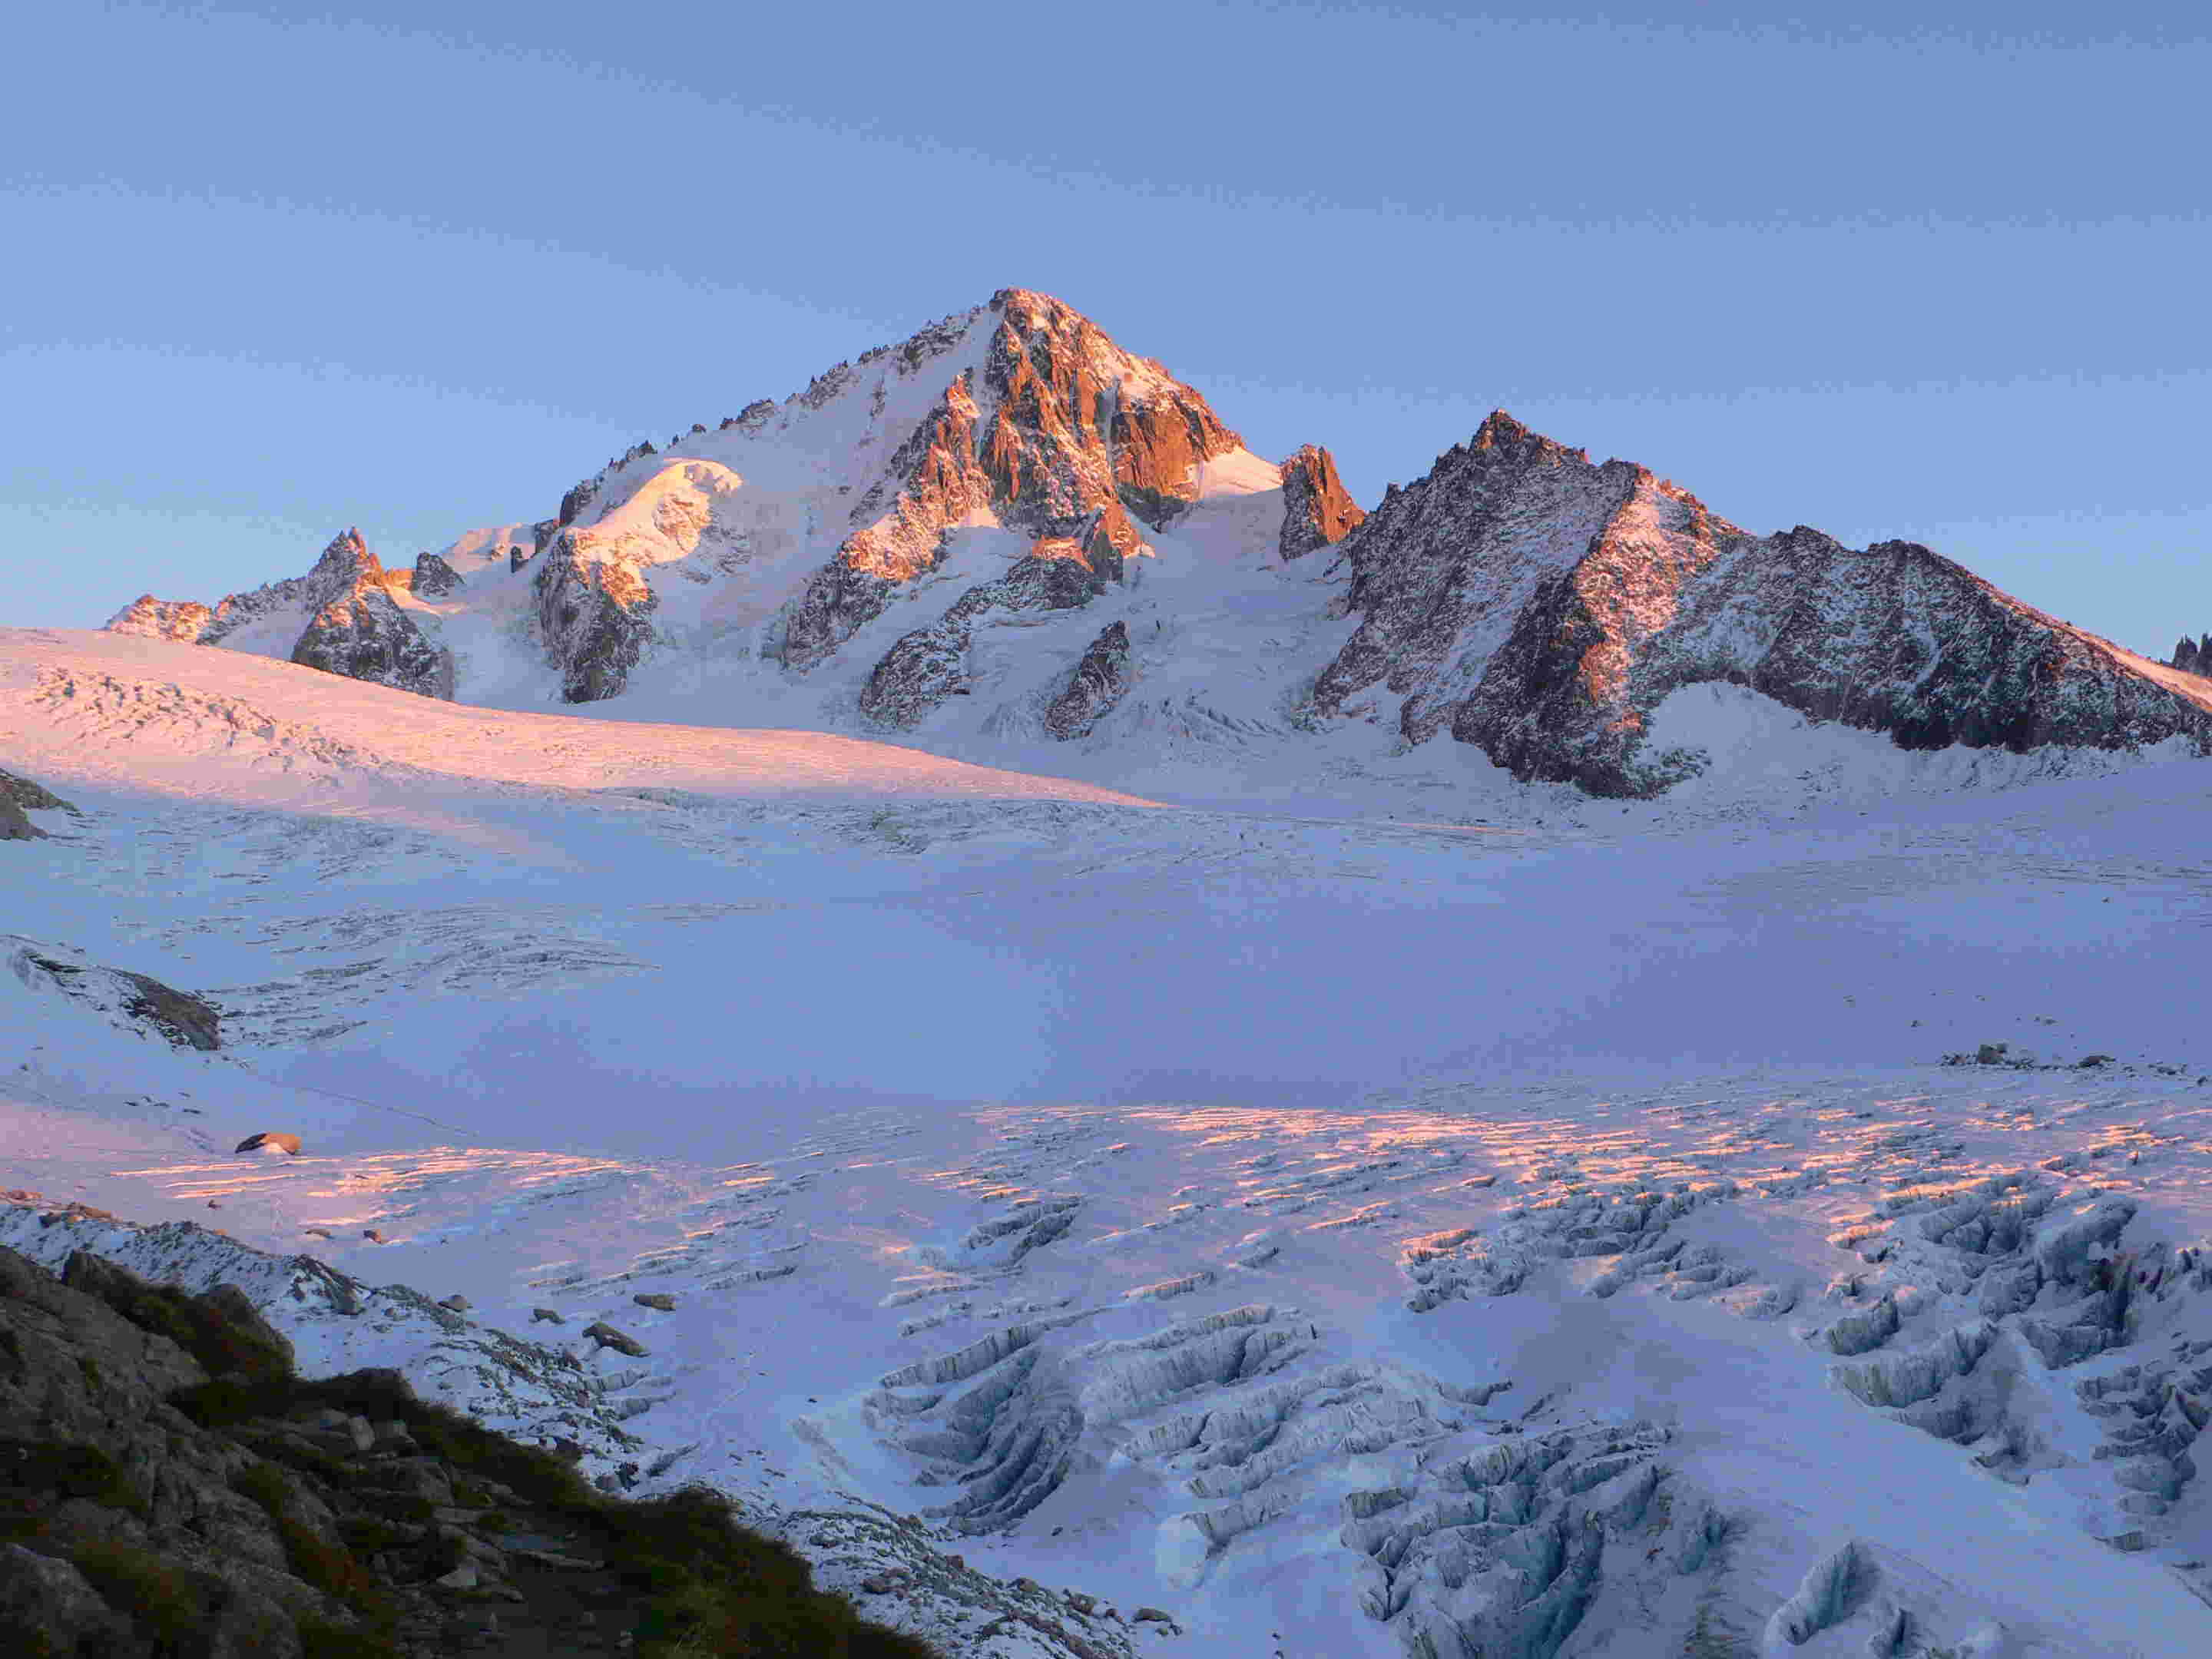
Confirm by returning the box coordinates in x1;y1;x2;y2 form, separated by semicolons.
409;553;464;597
290;531;452;701
532;531;658;704
2172;634;2210;677
858;545;1101;727
1277;444;1366;561
14;945;222;1051
1315;412;2212;796
116;972;222;1051
111;531;454;702
1045;621;1133;740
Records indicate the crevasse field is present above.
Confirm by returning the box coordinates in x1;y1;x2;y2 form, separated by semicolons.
5;626;2211;1657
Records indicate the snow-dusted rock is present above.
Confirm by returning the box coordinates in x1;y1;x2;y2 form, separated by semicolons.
531;527;657;703
410;551;465;595
860;547;1101;727
1044;621;1132;741
288;530;453;700
1277;443;1364;562
7;935;222;1050
1313;411;2212;794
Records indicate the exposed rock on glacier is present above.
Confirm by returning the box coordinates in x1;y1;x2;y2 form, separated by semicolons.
7;936;222;1049
858;545;1102;727
1277;443;1365;561
1045;621;1133;740
1313;411;2212;795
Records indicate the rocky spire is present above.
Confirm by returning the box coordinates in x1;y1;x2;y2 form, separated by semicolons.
289;530;454;700
1277;444;1366;561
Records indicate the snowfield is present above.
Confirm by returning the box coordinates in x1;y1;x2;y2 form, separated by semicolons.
5;626;2212;1657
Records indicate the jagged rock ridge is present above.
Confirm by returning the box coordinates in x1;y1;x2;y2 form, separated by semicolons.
1313;412;2212;795
108;531;453;702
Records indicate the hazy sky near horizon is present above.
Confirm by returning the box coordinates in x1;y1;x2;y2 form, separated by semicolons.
4;2;2206;655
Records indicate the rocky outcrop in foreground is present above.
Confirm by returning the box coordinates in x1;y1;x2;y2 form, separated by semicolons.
1313;411;2212;795
0;1243;935;1659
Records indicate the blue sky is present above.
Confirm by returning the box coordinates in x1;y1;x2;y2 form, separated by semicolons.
5;2;2206;656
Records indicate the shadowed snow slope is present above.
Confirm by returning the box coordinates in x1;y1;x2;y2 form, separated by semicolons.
5;625;2212;1656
